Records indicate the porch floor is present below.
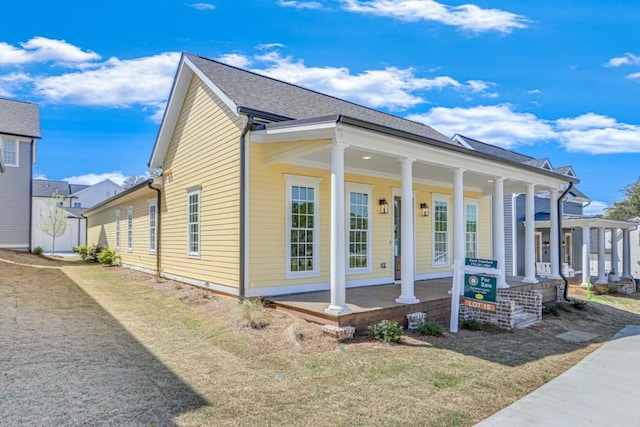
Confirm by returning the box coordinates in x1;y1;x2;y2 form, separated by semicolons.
269;276;561;331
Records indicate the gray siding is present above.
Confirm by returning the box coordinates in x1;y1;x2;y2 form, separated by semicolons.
515;194;526;276
503;195;514;276
0;140;32;248
563;200;582;215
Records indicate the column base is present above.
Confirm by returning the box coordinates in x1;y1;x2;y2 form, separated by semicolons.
324;305;352;316
621;275;634;282
595;278;608;285
395;295;420;305
522;277;539;284
580;282;589;288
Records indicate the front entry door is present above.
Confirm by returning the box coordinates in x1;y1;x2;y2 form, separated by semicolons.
394;196;401;281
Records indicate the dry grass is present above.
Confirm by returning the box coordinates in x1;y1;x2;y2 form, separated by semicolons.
234;298;270;329
3;249;640;426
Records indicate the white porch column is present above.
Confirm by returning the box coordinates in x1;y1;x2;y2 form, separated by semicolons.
494;177;508;288
396;158;419;304
549;187;561;279
453;169;465;294
596;227;607;284
326;143;351;315
580;226;591;287
523;183;538;283
610;228;620;281
622;229;633;280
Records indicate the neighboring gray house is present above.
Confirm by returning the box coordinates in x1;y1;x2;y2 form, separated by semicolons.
32;178;123;252
0;98;41;250
452;134;589;276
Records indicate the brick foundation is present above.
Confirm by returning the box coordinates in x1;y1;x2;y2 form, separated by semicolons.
459;290;542;329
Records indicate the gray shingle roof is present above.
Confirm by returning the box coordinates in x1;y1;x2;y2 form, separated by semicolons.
453;134;535;163
185;53;453;145
0;98;41;139
33;179;89;198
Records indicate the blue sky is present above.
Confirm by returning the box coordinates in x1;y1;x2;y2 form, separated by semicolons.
2;0;639;215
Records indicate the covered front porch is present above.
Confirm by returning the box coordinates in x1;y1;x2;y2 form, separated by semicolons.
270;276;562;332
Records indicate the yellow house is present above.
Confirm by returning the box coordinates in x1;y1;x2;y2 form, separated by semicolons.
86;53;578;317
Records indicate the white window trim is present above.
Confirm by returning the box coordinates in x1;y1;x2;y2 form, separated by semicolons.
432;193;451;268
346;183;374;274
126;207;133;252
115;209;121;250
285;174;321;279
187;188;201;258
148;199;157;253
2;138;18;167
464;198;479;259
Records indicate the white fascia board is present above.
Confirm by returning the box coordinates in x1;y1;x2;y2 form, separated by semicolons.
250;121;337;143
337;124;570;190
537;218;637;230
149;56;239;169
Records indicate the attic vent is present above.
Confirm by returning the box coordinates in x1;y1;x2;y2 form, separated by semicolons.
541;159;552;170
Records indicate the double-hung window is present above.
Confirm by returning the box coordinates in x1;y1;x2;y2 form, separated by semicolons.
2;139;18;167
187;188;200;257
127;207;133;251
347;183;373;273
465;200;478;259
148;200;157;253
286;175;320;278
115;210;121;250
433;195;450;266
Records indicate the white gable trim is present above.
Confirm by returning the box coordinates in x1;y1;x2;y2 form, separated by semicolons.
149;55;240;169
540;158;553;171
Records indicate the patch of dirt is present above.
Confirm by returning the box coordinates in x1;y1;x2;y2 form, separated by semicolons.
0;249;81;266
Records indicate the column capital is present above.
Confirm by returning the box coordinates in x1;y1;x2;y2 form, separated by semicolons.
493;176;505;183
452;168;466;176
331;141;348;151
398;157;415;165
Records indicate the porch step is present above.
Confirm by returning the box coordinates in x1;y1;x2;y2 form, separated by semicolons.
513;305;539;329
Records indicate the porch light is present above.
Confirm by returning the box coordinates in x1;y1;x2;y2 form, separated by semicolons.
379;198;389;214
420;202;429;217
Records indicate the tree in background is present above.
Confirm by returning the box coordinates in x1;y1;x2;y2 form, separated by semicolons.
605;177;640;220
38;191;68;256
122;168;162;189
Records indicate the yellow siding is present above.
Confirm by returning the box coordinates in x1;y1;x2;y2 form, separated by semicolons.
86;188;157;271
160;75;243;288
248;141;493;289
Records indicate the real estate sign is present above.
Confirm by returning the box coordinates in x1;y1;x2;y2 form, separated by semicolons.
464;273;497;302
465;257;498;269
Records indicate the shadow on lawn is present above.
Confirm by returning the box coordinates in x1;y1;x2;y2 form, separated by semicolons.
0;260;208;426
401;294;640;367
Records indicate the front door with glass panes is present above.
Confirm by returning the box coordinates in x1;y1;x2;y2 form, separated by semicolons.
394;196;401;281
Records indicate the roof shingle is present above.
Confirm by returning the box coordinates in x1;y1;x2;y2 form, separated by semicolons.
0;98;41;139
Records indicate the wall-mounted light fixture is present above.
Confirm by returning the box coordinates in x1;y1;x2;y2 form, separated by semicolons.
420;202;429;217
379;198;389;214
543;241;550;247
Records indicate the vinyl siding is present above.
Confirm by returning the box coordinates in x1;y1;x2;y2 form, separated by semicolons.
86;187;157;271
248;139;491;290
0;138;32;248
160;74;243;288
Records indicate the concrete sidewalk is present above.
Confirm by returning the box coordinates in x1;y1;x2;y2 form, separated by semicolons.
477;325;640;426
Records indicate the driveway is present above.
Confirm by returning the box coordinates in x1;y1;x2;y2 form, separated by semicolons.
0;260;207;426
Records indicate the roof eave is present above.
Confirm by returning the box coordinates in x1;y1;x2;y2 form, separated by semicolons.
84;179;153;215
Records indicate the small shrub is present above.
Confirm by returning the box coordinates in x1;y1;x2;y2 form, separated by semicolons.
32;246;44;255
416;319;444;337
461;319;483;331
542;303;571;316
97;248;120;266
73;245;89;260
571;300;587;311
234;298;269;329
368;320;403;343
283;319;306;346
85;244;103;262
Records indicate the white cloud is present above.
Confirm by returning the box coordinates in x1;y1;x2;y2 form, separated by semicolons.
341;0;529;34
626;72;640;80
527;89;542;95
186;3;216;10
256;42;286;50
277;0;324;9
408;104;555;148
62;171;127;186
250;50;492;110
411;105;640;155
605;53;640;68
0;37;100;66
583;201;608;216
33;52;179;117
0;72;31;97
217;53;251;68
